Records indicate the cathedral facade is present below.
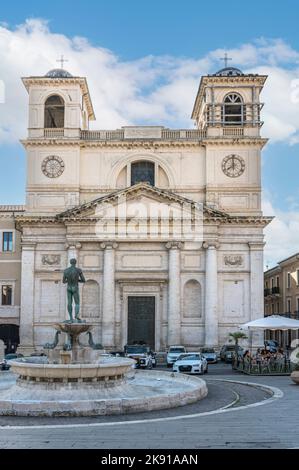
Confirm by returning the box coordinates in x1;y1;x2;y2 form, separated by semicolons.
15;66;271;353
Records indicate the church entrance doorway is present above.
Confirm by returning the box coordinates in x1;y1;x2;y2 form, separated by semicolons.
0;324;20;354
127;296;155;349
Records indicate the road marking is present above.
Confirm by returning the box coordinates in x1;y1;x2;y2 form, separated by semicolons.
0;379;283;431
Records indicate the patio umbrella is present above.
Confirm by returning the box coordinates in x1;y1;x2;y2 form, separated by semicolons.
240;315;299;331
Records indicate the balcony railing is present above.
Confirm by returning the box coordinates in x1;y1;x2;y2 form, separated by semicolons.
222;127;244;137
80;129;207;141
44;128;65;138
265;312;299;320
271;286;280;295
283;311;299;320
264;287;280;297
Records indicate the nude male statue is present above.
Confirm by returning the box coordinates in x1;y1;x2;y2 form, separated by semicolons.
62;258;86;322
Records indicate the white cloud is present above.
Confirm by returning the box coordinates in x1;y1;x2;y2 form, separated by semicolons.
1;20;299;266
263;196;299;268
1;20;299;144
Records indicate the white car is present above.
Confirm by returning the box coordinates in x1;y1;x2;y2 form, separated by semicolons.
166;345;186;368
173;353;208;375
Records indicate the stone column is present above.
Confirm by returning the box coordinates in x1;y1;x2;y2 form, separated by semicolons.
66;242;81;264
101;242;117;349
166;242;182;346
203;242;219;347
249;242;265;348
19;243;36;354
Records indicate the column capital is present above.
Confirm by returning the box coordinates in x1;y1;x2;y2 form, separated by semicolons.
165;241;183;250
248;241;265;251
203;241;219;250
101;242;118;250
21;242;36;250
65;242;82;250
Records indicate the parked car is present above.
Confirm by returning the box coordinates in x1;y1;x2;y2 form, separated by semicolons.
0;359;10;371
173;352;208;375
166;345;187;368
124;344;156;369
200;347;218;363
220;345;243;363
264;340;279;353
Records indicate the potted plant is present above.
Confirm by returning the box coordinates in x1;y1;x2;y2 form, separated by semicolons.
229;331;248;367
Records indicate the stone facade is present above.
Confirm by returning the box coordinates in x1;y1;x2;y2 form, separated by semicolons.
12;66;271;353
0;206;24;353
264;253;299;347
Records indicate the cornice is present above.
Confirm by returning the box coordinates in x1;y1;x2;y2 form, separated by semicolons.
202;138;268;148
21;139;204;149
21;136;268;149
14;214;273;228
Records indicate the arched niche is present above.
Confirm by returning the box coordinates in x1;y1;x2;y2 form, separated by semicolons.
82;280;100;319
183;280;202;318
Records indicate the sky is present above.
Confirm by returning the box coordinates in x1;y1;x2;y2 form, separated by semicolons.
0;0;299;267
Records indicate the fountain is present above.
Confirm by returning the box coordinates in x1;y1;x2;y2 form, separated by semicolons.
0;259;207;416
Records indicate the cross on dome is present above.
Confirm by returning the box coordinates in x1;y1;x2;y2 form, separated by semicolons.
220;52;232;68
56;55;68;69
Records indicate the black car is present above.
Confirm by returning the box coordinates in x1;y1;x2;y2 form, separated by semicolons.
0;360;10;371
124;345;156;369
220;345;243;363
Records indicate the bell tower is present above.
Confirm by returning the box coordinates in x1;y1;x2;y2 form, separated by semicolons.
191;66;267;137
22;68;95;139
21;68;95;212
191;66;268;215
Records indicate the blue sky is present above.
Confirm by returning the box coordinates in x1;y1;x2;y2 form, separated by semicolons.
1;0;299;266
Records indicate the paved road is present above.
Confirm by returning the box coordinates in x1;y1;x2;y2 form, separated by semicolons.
0;364;298;449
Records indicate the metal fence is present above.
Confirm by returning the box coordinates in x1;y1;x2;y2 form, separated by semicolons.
232;356;295;375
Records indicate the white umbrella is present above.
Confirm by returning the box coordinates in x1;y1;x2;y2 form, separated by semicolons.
240;315;299;331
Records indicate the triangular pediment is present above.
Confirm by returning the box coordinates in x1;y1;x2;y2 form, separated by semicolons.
57;183;229;221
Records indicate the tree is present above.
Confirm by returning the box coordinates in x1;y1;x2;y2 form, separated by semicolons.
229;331;248;364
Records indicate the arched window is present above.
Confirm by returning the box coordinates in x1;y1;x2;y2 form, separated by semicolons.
223;93;243;125
131;161;155;186
44;95;65;128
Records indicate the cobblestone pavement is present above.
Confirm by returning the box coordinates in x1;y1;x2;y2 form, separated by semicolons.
0;363;298;449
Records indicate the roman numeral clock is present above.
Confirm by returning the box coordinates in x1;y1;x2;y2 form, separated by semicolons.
222;154;245;178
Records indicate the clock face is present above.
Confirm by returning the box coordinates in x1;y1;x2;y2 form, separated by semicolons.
222;155;245;178
42;155;65;178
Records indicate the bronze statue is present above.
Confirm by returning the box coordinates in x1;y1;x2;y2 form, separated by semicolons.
63;258;85;322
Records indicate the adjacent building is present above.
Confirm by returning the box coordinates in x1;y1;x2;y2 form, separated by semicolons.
264;253;299;347
1;65;272;353
0;205;24;353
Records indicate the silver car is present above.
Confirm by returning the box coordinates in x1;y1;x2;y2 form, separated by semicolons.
200;347;218;363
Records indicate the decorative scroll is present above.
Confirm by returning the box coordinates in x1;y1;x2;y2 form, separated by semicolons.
224;255;243;267
42;254;61;266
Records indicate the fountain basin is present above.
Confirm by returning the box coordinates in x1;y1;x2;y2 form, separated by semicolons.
9;357;133;384
0;366;208;416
